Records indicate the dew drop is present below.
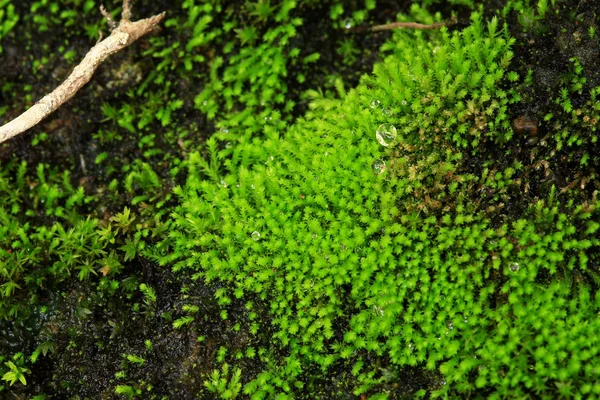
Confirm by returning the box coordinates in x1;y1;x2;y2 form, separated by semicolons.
510;262;520;272
372;159;386;175
370;99;381;109
220;179;228;188
251;231;261;241
373;306;384;317
527;136;539;146
376;124;397;147
382;108;393;117
344;19;352;29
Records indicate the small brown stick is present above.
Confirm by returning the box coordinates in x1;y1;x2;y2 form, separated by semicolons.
349;17;457;33
0;1;165;144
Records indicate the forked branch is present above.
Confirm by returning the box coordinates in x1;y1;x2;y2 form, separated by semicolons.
0;1;165;144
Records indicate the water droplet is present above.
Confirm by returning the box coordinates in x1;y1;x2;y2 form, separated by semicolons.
268;155;274;161
376;124;397;147
202;100;208;106
340;244;346;251
344;19;352;29
219;127;229;134
251;184;256;190
324;151;329;156
220;179;228;188
401;100;407;106
312;233;317;239
382;108;393;117
408;343;414;350
251;231;261;241
527;136;539;146
372;159;387;175
510;262;520;272
448;322;454;330
225;142;232;148
370;99;381;109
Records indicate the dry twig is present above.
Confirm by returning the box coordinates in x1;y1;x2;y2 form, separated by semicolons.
348;17;457;33
0;0;165;144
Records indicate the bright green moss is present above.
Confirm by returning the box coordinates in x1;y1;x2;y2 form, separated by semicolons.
162;6;600;398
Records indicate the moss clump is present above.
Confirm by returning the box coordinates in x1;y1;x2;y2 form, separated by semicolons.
163;3;600;399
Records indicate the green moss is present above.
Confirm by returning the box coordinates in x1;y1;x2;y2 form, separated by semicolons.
0;0;19;55
2;0;600;398
162;4;600;398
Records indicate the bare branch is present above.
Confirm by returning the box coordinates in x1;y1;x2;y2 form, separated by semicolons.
100;5;116;30
122;0;132;22
0;3;165;144
349;17;457;33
